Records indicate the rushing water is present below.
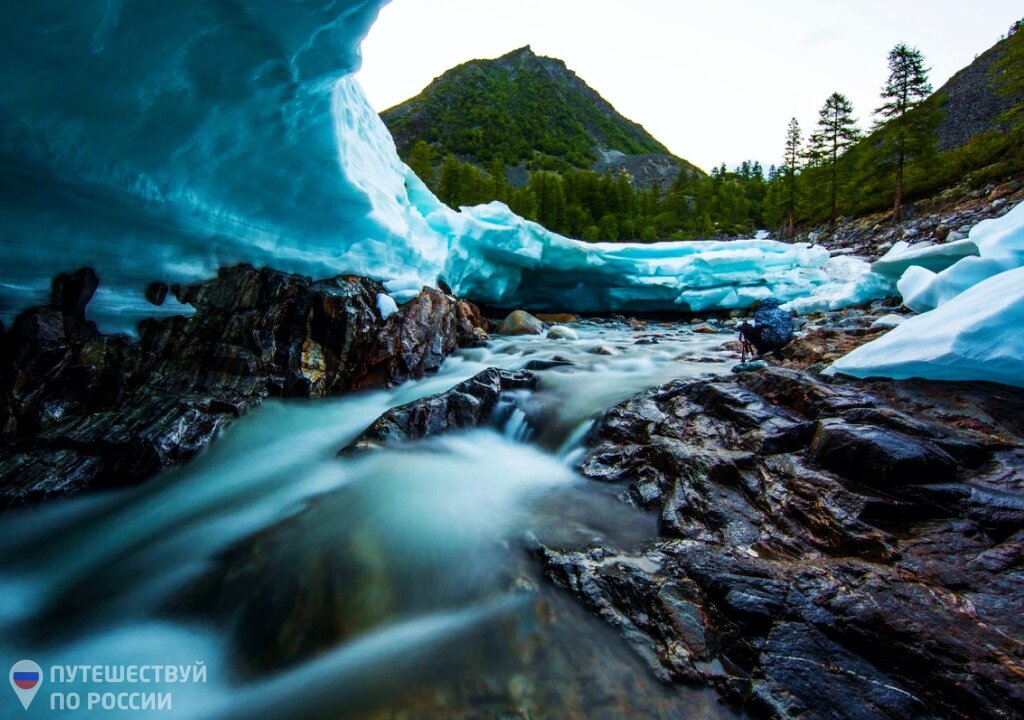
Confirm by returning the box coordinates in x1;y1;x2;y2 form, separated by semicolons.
0;320;744;719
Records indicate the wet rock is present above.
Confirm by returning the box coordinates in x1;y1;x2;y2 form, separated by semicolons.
731;360;769;373
535;312;580;324
546;366;1024;719
547;325;579;340
523;358;574;371
809;419;960;487
344;368;538;451
690;322;719;334
51;267;99;326
0;265;485;507
350;287;476;390
498;310;545;335
145;281;169;306
590;345;619;356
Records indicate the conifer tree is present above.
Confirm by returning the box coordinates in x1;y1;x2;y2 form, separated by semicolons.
487;156;508;202
783;118;802;238
437;154;463;208
408;141;436;189
875;44;933;222
809;93;860;227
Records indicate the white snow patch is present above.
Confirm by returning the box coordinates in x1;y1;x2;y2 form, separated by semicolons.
376;293;398;320
827;266;1024;388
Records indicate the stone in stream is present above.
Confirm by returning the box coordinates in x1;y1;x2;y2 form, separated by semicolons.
497;310;545;335
546;325;579;340
0;264;487;507
343;368;538;452
690;322;719;334
535;312;580;324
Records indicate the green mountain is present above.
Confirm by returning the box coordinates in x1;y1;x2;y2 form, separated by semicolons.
381;46;702;188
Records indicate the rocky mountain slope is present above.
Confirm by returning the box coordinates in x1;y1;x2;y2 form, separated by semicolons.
381;46;701;188
931;27;1020;151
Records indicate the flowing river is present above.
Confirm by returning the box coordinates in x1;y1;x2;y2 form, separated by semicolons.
0;320;745;719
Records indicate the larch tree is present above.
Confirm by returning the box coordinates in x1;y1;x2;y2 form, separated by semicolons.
875;43;934;222
783;118;802;238
408;140;436;189
808;92;860;228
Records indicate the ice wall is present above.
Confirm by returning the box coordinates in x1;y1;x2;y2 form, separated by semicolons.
434;202;893;313
1;0;891;334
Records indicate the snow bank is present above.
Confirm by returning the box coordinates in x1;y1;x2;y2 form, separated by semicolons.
871;238;980;280
895;203;1024;312
1;0;895;334
827;266;1024;388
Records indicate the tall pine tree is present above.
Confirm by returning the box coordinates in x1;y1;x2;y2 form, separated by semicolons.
875;44;933;222
809;93;860;228
783;118;802;238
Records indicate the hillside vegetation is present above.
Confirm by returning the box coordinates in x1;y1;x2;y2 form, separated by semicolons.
388;23;1024;242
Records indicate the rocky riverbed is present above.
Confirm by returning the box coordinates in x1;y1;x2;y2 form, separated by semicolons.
1;274;1022;719
293;306;1023;719
800;182;1024;259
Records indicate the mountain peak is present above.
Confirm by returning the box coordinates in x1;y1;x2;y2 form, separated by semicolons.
381;49;702;187
501;45;536;59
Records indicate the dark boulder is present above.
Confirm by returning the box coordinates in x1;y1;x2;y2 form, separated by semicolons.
51;267;99;326
344;367;538;451
809;418;960;487
145;281;169;306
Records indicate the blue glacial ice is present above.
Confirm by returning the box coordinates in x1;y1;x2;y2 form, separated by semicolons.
827;265;1024;388
2;0;893;335
434;201;894;314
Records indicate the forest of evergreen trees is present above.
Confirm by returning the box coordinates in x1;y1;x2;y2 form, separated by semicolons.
407;27;1024;242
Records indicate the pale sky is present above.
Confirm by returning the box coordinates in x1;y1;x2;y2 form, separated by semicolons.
357;0;1021;172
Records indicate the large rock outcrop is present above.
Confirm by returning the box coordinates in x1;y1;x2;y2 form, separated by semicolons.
0;265;485;507
346;367;538;451
542;366;1024;719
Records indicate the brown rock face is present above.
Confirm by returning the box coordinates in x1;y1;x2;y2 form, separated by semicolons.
544;366;1024;720
349;288;483;390
0;265;485;507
